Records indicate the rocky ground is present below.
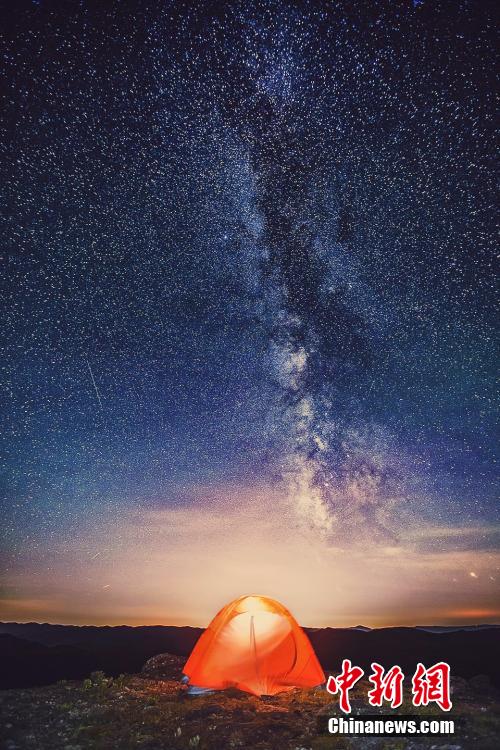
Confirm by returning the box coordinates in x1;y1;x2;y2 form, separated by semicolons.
1;654;499;750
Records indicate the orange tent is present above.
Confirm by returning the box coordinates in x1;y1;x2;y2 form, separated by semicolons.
182;594;325;696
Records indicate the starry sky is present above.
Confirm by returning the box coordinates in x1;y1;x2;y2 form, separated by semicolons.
1;0;499;627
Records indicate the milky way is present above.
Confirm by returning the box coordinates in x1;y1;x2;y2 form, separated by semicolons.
1;1;498;625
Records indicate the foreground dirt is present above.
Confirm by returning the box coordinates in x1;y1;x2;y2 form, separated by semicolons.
1;654;499;750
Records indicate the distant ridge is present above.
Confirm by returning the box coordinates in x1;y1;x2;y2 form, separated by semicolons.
348;625;371;631
348;625;500;633
1;621;499;691
415;624;500;632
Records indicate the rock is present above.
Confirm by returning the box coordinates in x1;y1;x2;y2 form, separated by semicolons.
141;653;185;681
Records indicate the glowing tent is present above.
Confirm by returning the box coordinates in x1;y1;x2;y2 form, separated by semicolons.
182;594;325;696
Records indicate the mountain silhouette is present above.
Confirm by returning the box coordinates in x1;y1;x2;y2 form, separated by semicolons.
1;622;499;690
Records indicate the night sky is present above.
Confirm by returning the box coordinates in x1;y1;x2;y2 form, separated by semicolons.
1;0;498;627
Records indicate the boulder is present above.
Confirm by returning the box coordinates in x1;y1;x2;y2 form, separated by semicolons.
141;653;185;681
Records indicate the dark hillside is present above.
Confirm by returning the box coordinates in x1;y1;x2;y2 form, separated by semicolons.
1;622;499;690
